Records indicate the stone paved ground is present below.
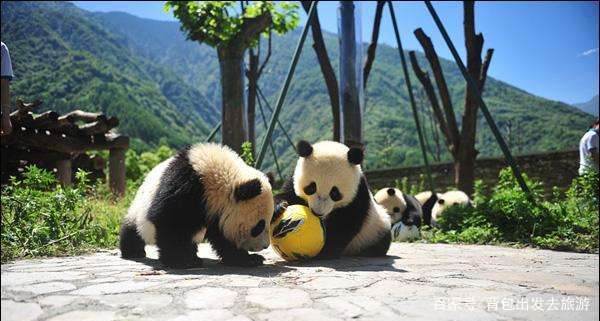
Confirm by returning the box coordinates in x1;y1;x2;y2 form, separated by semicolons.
1;243;598;321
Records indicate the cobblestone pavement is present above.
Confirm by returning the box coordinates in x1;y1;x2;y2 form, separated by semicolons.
1;243;598;321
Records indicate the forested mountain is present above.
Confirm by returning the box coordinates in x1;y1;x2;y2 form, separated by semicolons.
1;1;218;151
574;95;599;117
2;1;594;173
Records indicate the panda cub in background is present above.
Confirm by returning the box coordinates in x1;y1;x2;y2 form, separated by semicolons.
414;191;441;227
120;143;274;268
374;188;422;241
430;190;472;226
275;140;391;258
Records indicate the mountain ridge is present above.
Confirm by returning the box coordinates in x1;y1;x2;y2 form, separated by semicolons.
573;95;599;117
2;1;594;173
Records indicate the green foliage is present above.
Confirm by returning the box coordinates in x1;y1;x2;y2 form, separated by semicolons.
166;1;298;48
125;145;174;182
1;166;130;262
424;168;599;252
394;175;426;196
240;141;255;166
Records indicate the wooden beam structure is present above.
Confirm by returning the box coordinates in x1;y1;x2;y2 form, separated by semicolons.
1;101;129;196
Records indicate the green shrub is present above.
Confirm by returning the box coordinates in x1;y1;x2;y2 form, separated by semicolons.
425;168;599;253
394;175;426;196
126;145;174;182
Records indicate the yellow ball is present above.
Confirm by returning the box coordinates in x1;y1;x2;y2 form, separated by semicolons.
270;205;325;261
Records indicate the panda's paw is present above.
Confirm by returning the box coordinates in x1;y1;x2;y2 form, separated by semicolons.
247;254;265;266
271;201;289;223
222;254;264;267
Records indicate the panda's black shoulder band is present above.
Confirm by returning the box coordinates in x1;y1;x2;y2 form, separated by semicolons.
297;140;313;157
234;178;262;202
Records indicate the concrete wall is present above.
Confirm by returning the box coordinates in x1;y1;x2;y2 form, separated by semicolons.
365;150;580;194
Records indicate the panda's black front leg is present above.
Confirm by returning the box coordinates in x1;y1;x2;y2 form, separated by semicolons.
315;239;346;260
155;229;203;269
205;220;264;267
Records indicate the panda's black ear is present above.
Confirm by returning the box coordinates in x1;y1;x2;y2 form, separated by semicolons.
234;178;262;202
347;147;364;165
387;188;396;196
265;171;275;187
297;140;313;157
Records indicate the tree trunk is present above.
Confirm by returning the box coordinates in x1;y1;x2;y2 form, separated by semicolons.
339;1;362;149
247;49;259;156
301;1;341;142
218;48;247;153
455;1;484;195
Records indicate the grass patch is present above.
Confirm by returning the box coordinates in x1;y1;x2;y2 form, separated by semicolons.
1;145;175;263
0;166;136;262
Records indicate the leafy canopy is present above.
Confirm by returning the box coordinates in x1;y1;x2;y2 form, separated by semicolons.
165;1;299;49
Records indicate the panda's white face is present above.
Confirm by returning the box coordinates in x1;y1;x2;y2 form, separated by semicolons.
188;143;274;252
293;141;363;218
431;190;471;223
374;188;406;224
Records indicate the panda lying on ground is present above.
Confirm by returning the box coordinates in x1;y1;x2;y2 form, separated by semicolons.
374;188;422;241
415;190;472;227
119;143;274;268
275;140;391;259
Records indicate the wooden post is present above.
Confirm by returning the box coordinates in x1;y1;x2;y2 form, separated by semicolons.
56;159;72;187
339;1;363;149
109;148;126;196
1;78;12;136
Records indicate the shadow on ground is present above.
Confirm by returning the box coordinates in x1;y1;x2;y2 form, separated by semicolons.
127;254;405;275
125;257;295;277
279;255;407;272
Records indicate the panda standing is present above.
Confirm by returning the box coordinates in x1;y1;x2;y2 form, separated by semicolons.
120;143;274;268
275;140;391;259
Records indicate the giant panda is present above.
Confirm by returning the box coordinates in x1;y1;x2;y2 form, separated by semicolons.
430;190;471;226
120;143;274;268
414;191;441;226
374;188;422;241
275;140;391;259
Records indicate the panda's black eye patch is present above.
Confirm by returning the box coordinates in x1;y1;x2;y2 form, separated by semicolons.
329;186;342;201
251;219;265;237
304;182;316;195
393;207;400;213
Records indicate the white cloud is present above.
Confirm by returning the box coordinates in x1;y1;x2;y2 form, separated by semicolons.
578;48;598;57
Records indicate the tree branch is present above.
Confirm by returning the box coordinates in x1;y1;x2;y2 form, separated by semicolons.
301;1;341;141
409;51;455;156
479;48;494;91
414;28;460;150
363;1;384;89
257;28;272;78
236;11;272;51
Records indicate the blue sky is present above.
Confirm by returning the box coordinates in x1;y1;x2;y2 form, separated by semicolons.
73;1;599;105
